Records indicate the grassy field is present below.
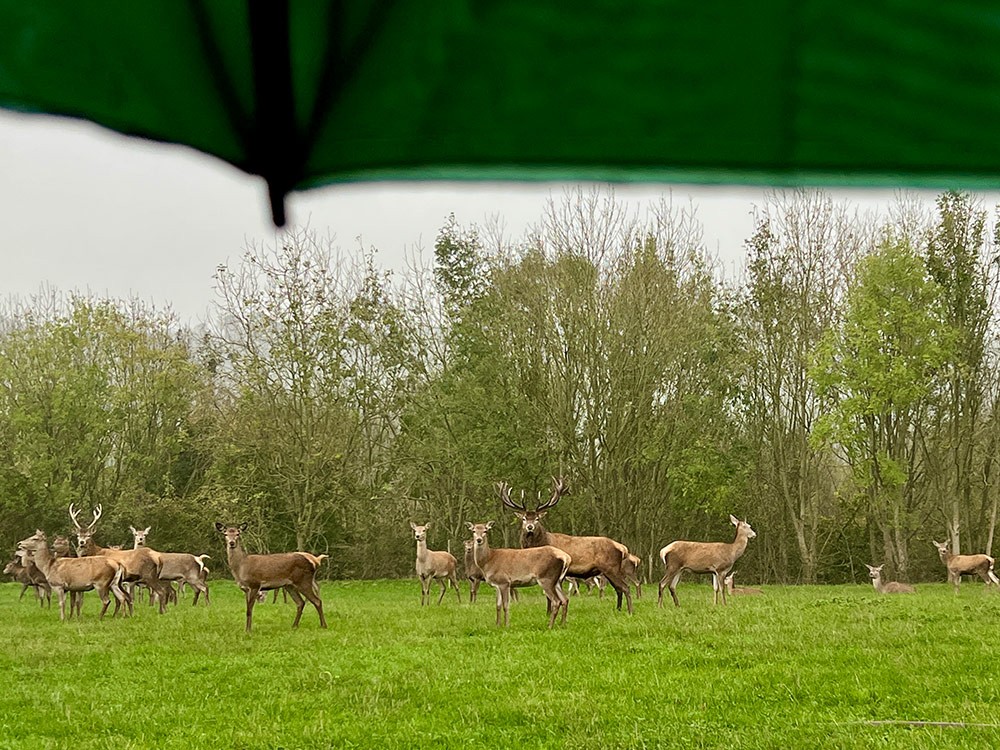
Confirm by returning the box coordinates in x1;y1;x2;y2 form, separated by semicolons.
2;578;1000;749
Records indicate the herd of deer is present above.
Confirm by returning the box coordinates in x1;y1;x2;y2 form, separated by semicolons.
6;478;1000;632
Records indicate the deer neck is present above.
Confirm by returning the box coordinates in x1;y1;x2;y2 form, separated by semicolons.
522;524;549;548
472;539;492;570
30;541;54;578
415;537;429;563
729;528;750;559
871;576;883;593
225;541;250;581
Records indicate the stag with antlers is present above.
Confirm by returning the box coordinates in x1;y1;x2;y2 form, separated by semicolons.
70;503;168;614
497;477;633;614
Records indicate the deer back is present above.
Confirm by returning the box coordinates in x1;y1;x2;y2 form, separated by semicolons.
530;530;625;578
234;551;318;589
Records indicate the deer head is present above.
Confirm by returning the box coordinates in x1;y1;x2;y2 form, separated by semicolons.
69;503;103;552
215;522;248;550
410;522;429;542
130;525;151;547
498;477;568;538
730;515;757;540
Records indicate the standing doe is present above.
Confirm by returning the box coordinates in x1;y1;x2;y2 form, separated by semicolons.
864;564;915;594
214;522;326;633
466;521;570;628
658;515;757;607
410;522;461;605
932;540;999;592
130;525;211;606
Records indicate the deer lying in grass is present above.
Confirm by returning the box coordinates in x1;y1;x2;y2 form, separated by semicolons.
467;521;570;628
5;550;52;607
130;525;211;606
932;540;1000;592
658;515;757;607
410;522;460;605
215;522;326;633
864;564;914;594
723;571;763;596
498;477;633;614
17;530;128;620
70;504;167;614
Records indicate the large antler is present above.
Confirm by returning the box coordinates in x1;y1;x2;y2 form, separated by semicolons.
90;504;103;530
536;476;568;512
495;481;527;512
69;503;83;531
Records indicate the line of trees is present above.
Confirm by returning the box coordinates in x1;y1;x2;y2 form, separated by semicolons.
1;189;998;584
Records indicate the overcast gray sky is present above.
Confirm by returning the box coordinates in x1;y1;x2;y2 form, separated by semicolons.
2;109;990;327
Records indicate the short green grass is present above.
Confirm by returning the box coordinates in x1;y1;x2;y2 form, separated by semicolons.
2;579;1000;749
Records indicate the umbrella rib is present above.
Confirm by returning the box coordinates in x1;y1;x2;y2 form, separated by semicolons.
249;0;297;226
302;1;397;166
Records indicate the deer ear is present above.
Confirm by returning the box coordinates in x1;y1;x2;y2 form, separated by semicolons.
485;520;495;530
409;522;417;531
143;527;150;534
424;521;431;528
466;522;475;531
730;515;739;525
238;522;248;531
536;511;547;520
214;522;225;532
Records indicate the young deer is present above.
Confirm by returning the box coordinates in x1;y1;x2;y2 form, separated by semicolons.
723;571;763;596
932;540;1000;592
130;525;211;606
17;530;128;620
498;477;633;614
410;522;460;605
623;553;643;599
214;522;327;633
4;550;52;606
864;564;915;594
466;521;570;628
658;515;757;607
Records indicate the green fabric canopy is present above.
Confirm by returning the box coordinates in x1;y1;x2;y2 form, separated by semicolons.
2;1;999;226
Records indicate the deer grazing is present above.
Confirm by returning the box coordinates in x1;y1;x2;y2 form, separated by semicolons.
214;522;327;633
4;549;52;606
658;515;757;607
498;477;633;614
723;571;763;596
410;522;461;605
466;521;570;628
70;503;167;614
864;564;914;594
17;530;128;620
130;525;211;606
932;540;1000;592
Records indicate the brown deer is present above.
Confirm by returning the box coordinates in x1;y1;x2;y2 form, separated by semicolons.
932;540;1000;592
466;521;570;628
723;571;763;596
214;522;327;633
130;525;211;606
4;550;52;606
498;477;633;614
70;503;167;614
410;522;460;605
658;515;757;607
864;564;914;594
17;530;128;620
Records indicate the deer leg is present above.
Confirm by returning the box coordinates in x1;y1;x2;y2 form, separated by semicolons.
19;583;29;601
604;570;633;614
300;581;327;629
56;589;67;621
195;579;210;606
501;586;511;627
98;587;112;619
286;586;307;628
111;579;128;617
245;586;260;633
469;578;478;603
436;577;448;605
450;572;461;603
493;585;504;627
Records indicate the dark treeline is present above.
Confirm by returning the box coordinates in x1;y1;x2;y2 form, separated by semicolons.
2;189;998;585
